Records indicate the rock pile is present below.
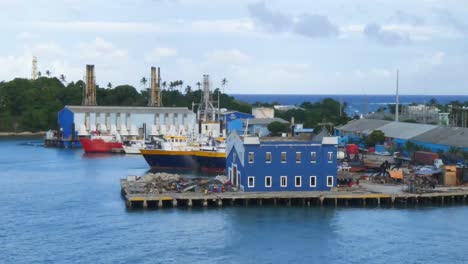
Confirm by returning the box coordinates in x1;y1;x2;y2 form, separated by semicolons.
126;172;236;194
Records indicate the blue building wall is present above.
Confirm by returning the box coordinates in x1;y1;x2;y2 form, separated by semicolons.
226;135;337;192
409;140;451;152
227;119;243;134
58;108;75;139
223;111;254;134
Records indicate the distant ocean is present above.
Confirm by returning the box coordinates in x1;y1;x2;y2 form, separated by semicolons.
232;94;468;115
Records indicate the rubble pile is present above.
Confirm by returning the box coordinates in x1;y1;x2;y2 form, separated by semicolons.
125;173;237;194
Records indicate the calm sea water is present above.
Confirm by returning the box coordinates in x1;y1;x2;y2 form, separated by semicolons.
233;94;468;115
2;138;468;264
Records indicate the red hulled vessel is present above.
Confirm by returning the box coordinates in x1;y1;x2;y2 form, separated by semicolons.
79;135;124;153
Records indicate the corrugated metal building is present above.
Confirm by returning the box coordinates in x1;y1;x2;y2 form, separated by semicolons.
226;131;338;192
335;118;468;152
376;122;438;146
58;105;196;139
411;127;468;152
335;119;391;142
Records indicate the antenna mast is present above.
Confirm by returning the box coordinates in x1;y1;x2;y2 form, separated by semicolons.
395;69;399;122
32;56;38;80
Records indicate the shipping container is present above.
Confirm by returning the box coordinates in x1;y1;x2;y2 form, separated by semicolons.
413;151;439;165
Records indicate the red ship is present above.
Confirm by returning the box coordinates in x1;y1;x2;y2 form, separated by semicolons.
79;135;124;153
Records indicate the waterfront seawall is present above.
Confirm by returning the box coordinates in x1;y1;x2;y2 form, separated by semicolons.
121;179;468;209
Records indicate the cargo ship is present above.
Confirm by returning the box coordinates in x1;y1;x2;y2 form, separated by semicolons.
140;74;227;172
80;135;124;153
140;136;226;172
140;149;226;173
140;135;226;172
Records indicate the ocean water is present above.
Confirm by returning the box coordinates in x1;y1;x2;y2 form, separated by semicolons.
2;138;468;263
233;94;468;115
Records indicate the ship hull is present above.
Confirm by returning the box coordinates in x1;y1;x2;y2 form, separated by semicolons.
123;145;143;154
195;151;226;173
80;138;124;153
140;149;226;172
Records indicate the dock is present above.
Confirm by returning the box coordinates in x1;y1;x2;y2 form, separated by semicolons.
121;179;468;209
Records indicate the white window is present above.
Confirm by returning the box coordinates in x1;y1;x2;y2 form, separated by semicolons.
311;152;317;163
327;176;334;187
280;176;287;187
248;176;255;188
310;176;316;187
265;176;272;187
266;152;272;163
327;152;333;163
248;152;254;163
295;176;302;187
281;152;287;163
295;152;301;163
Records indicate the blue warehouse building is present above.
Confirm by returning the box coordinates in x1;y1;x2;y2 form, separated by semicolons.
226;131;338;192
47;105;196;148
220;111;254;134
335;119;468;153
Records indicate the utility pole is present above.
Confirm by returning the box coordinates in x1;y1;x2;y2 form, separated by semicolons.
395;69;399;122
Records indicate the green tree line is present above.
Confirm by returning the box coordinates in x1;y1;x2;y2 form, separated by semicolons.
0;77;251;132
0;76;350;132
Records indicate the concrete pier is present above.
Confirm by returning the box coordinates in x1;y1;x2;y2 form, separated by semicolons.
121;179;468;210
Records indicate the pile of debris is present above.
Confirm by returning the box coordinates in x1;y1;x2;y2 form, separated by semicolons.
125;173;237;194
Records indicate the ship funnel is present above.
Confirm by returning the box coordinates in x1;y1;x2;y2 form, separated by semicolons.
83;64;97;106
149;66;162;107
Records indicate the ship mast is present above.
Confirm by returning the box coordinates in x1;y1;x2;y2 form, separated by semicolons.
198;75;218;122
395;69;399;122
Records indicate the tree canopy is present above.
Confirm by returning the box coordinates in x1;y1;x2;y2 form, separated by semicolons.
366;130;385;147
267;121;289;136
0;77;350;133
0;77;252;132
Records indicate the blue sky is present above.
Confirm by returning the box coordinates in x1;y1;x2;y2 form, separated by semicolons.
1;0;468;94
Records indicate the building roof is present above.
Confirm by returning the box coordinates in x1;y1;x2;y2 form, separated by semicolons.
65;105;194;114
377;122;438;140
411;126;468;149
242;117;289;125
335;119;391;134
222;110;252;116
322;137;338;145
312;127;330;143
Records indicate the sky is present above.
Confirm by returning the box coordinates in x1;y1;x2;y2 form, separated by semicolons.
1;0;468;95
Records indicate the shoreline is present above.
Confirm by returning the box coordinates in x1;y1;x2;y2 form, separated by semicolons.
0;131;46;137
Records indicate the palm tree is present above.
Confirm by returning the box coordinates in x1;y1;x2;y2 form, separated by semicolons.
140;77;147;88
37;71;42;78
169;81;175;91
162;81;167;90
179;80;184;90
185;85;192;94
221;78;227;93
45;70;51;77
196;81;201;90
59;74;66;83
107;82;112;89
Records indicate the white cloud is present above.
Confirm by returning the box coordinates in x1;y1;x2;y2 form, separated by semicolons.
430;51;445;65
207;49;251;65
31;42;65;56
79;37;127;59
26;19;255;34
17;31;36;40
340;23;461;41
145;47;177;62
0;54;32;80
